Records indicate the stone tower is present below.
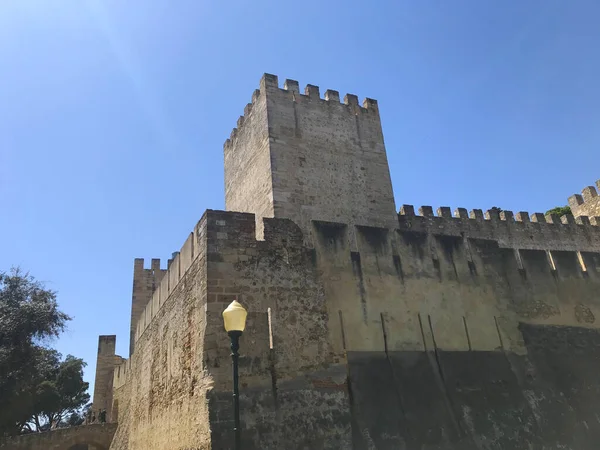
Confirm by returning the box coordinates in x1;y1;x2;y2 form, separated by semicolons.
224;73;397;244
129;258;165;356
92;335;123;421
569;180;600;218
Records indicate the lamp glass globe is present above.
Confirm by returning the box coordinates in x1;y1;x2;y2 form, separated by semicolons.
222;300;248;332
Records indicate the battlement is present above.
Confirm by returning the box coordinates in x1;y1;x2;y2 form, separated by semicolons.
97;335;116;355
223;73;379;152
133;229;199;345
262;73;379;111
569;180;600;219
113;358;131;390
398;204;600;252
133;257;183;274
133;257;164;271
223;88;261;152
129;258;168;356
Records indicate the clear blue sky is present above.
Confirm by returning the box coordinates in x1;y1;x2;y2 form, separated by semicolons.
2;0;600;394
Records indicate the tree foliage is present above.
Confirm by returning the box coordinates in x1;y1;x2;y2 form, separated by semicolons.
26;352;90;432
545;205;572;217
0;268;89;436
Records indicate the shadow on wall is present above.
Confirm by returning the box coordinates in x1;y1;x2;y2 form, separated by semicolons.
345;323;600;450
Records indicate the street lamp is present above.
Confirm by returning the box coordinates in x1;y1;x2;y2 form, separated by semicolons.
222;299;248;450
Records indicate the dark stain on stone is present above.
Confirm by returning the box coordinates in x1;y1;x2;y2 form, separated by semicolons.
309;248;317;266
399;231;427;260
432;258;442;281
467;260;477;276
351;252;368;323
357;226;388;256
437;235;461;281
392;254;404;283
313;221;347;252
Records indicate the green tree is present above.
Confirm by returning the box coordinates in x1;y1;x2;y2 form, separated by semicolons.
545;205;572;217
26;352;89;431
0;268;88;435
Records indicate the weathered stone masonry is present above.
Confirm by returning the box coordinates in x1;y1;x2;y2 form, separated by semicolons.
93;335;124;422
225;74;397;243
88;74;600;450
569;180;600;219
129;259;166;356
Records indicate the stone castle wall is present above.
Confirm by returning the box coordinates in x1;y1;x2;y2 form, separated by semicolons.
109;210;353;450
202;211;351;449
204;210;600;449
108;216;210;450
107;207;600;449
569;180;600;219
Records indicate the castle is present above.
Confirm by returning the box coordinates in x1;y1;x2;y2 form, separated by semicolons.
91;73;600;449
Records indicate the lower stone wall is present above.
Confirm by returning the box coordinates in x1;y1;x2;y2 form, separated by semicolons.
107;376;130;449
0;424;117;450
346;323;600;449
199;213;600;449
193;323;600;450
208;366;352;449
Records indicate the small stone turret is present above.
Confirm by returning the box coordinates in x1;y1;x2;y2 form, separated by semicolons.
130;258;166;355
569;180;600;219
92;335;124;422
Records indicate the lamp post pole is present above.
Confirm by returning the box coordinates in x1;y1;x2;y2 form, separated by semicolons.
229;330;242;450
222;300;247;450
